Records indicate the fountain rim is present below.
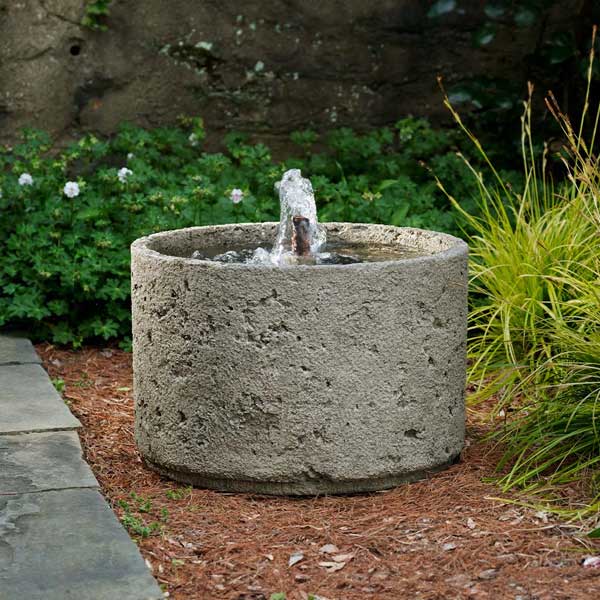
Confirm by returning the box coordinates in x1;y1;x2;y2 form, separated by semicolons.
131;222;468;270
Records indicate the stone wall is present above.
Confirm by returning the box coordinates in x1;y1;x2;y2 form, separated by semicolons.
0;0;585;148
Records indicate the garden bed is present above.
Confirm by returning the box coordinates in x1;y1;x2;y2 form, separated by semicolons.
38;344;600;600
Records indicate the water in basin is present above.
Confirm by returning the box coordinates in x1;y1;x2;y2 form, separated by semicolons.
190;169;427;265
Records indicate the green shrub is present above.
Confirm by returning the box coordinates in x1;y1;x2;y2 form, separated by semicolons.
82;0;112;31
439;65;600;514
0;116;511;345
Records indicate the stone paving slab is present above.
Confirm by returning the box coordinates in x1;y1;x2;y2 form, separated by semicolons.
0;364;80;434
0;335;41;366
0;431;98;495
0;335;162;598
0;488;163;600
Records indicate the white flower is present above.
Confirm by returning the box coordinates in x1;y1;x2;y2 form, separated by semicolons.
127;152;135;161
18;173;33;186
188;133;199;147
118;167;133;183
230;188;244;204
63;181;80;198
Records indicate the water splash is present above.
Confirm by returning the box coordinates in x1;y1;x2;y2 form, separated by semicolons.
252;169;326;265
190;169;425;265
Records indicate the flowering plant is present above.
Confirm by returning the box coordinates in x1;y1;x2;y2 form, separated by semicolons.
63;181;80;198
0;119;511;345
230;188;244;204
18;173;33;186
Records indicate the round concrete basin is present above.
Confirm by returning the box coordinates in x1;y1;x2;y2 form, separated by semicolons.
131;223;468;495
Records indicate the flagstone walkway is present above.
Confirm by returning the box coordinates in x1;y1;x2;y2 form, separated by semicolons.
0;334;163;600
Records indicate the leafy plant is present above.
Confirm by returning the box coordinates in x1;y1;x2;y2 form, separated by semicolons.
0;117;517;345
51;377;65;393
429;1;598;140
120;513;161;538
165;487;192;501
438;36;600;515
117;499;161;538
82;0;112;31
129;491;152;513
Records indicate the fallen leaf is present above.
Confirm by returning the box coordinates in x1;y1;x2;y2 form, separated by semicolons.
477;568;498;580
442;542;457;551
288;551;304;567
583;556;600;568
318;561;346;573
447;574;473;588
264;553;274;561
332;553;355;563
496;554;517;564
498;509;522;522
319;543;339;554
535;510;549;523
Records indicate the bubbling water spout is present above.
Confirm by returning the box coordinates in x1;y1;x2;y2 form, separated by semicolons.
291;216;311;256
191;168;426;265
268;169;326;265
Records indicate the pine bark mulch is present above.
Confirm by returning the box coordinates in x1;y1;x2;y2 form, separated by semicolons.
36;344;600;600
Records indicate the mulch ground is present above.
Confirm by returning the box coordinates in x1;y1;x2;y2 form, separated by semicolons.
36;344;600;600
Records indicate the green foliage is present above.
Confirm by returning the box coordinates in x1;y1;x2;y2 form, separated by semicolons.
129;491;152;513
82;0;112;31
117;498;161;538
165;487;192;501
51;377;65;394
430;1;598;134
427;0;456;18
589;527;600;539
0;117;511;345
439;58;600;515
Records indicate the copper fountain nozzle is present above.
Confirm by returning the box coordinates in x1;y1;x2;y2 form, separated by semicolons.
291;216;311;256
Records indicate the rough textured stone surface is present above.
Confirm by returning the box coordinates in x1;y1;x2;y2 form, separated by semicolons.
0;431;97;494
0;335;41;366
0;1;584;148
0;489;163;600
132;223;468;495
0;364;80;434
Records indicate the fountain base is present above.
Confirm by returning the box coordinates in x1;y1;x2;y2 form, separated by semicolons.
131;223;468;495
142;455;460;495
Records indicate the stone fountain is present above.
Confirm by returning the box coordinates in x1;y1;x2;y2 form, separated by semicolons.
131;170;468;495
